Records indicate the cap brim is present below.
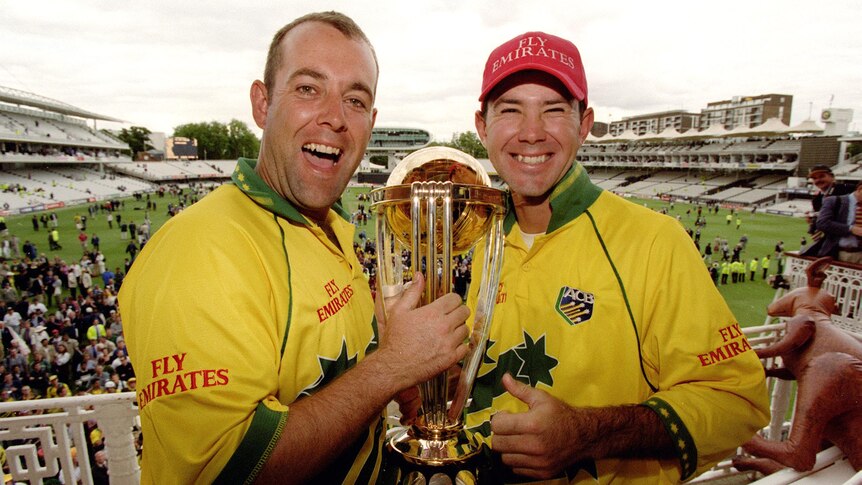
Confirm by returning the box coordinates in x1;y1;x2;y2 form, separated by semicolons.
479;62;586;103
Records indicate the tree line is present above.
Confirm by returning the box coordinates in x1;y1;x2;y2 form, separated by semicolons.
113;123;487;162
112;120;260;161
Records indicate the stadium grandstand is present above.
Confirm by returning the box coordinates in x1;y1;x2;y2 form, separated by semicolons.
0;85;150;215
355;127;432;184
578;110;861;217
107;160;237;183
367;127;430;152
2;84;860;221
0;85;129;163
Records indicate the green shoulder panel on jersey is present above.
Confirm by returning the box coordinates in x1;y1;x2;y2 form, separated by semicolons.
213;398;288;485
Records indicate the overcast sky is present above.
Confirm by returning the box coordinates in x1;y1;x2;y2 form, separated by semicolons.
2;0;860;142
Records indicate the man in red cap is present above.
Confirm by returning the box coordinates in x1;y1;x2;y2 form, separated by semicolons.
462;31;769;483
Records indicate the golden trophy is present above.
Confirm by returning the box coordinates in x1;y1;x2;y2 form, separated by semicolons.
372;147;507;484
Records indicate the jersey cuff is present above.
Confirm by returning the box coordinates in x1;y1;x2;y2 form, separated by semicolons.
213;397;289;485
640;397;698;480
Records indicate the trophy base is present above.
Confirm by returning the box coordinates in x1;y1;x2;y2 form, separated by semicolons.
382;426;490;485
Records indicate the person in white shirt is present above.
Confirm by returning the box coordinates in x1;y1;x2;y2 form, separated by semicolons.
28;299;48;316
3;307;22;334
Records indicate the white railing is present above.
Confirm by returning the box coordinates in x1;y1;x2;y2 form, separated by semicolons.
783;253;862;334
0;392;139;485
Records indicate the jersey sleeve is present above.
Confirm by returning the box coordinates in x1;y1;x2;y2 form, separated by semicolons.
639;218;770;479
121;211;289;484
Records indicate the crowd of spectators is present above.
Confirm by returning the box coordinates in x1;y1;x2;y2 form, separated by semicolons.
0;243;134;482
661;202;785;287
0;259;132;403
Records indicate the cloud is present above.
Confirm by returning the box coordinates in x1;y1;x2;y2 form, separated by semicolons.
1;0;860;140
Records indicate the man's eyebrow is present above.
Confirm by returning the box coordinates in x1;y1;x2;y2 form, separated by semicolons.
493;96;523;107
288;67;326;83
492;97;571;108
288;68;374;101
349;81;374;101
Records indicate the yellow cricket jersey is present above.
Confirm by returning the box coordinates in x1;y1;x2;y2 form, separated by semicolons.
465;163;769;484
120;158;382;484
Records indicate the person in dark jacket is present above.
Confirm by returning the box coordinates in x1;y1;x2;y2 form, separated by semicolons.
812;180;862;264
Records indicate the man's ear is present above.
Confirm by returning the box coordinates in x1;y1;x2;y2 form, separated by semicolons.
579;107;595;144
250;80;268;129
474;110;487;146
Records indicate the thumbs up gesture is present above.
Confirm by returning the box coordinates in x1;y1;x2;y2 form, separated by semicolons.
490;373;580;479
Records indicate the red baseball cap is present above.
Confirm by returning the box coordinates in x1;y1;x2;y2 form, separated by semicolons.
479;31;588;106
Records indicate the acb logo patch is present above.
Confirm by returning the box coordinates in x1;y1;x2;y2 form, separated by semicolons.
555;286;594;325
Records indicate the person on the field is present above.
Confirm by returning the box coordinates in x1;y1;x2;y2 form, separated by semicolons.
120;12;469;484
709;262;719;285
453;31;769;483
734;259;746;283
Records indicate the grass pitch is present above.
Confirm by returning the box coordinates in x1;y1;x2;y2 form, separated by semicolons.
3;184;807;328
342;186;808;327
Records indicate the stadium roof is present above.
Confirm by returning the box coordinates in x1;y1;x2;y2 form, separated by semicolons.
601;128;640;142
690;123;729;138
725;123;758;137
790;119;824;133
641;127;683;140
730;117;791;136
0;85;123;122
585;117;824;144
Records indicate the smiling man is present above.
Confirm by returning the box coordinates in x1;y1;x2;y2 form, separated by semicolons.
803;164;856;249
464;32;770;483
120;12;471;484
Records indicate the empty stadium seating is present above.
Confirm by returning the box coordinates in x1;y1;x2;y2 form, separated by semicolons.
106;161;236;182
0;109;125;150
0;166;157;212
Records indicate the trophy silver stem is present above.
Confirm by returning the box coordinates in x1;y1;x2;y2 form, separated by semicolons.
448;215;505;423
413;182;455;435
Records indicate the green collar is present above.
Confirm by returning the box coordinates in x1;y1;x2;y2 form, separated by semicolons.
231;157;350;224
503;162;603;235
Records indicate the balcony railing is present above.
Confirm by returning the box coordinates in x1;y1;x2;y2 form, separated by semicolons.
0;392;139;485
782;253;862;334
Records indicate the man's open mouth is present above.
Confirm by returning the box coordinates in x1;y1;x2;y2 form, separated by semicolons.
303;143;343;165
